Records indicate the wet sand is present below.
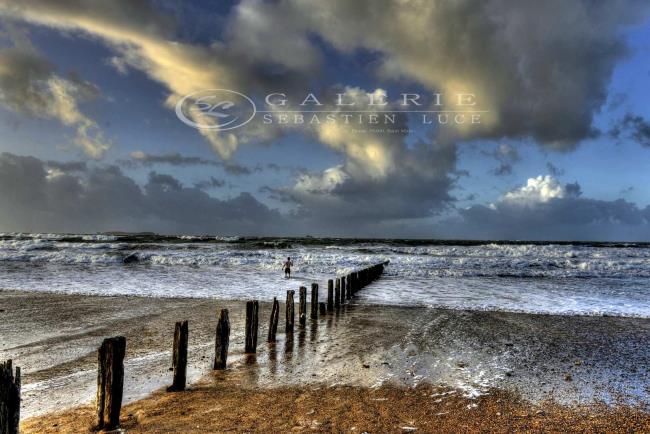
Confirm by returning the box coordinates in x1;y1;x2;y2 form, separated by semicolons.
1;290;649;431
22;381;650;433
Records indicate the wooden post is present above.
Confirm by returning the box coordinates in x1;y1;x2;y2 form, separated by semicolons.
299;286;307;327
96;336;126;431
285;290;295;334
319;302;327;315
0;360;20;434
340;276;346;304
214;309;230;370
327;279;334;312
245;301;259;353
334;278;341;308
310;283;319;319
268;297;280;343
168;320;189;392
346;274;352;299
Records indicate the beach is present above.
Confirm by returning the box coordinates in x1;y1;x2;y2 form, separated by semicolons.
2;289;649;432
2;1;649;430
2;235;650;432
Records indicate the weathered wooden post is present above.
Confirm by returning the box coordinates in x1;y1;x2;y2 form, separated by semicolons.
327;279;334;312
0;360;20;434
319;302;327;315
168;320;189;392
346;274;352;299
96;336;126;431
334;278;341;308
285;290;295;334
214;309;230;370
299;286;307;327
268;297;280;343
340;276;346;304
245;301;259;353
310;283;319;319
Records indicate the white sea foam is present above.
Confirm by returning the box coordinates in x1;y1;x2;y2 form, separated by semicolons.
1;235;649;317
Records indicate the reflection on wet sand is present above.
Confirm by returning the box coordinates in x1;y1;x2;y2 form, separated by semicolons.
2;290;649;420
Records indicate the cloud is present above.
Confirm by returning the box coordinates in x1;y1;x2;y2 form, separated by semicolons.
2;0;647;237
443;175;650;241
609;113;650;147
482;143;519;176
0;152;286;235
193;176;226;190
0;27;110;157
4;0;645;160
272;87;458;230
125;151;259;175
128;151;216;167
0;0;305;159
228;0;649;150
45;160;87;173
546;162;565;177
620;185;635;195
501;175;573;206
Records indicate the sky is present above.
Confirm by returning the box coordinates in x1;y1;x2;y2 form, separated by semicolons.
0;0;649;240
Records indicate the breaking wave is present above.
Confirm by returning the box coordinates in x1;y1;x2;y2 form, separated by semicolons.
1;233;649;317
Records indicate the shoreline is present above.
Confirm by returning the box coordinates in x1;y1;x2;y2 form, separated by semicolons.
3;285;649;320
1;289;649;431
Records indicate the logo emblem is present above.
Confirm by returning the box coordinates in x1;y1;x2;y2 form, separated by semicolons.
175;89;256;130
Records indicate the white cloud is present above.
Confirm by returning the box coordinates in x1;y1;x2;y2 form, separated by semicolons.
294;166;348;195
444;176;650;241
501;175;566;206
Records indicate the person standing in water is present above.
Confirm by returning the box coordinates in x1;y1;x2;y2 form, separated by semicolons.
283;257;293;278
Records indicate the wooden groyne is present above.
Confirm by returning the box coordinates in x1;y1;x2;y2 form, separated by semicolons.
0;260;389;432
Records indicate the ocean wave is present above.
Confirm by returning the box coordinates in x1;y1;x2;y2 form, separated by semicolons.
1;236;650;277
1;233;649;318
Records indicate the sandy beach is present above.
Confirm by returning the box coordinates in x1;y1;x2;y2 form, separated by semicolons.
1;289;649;432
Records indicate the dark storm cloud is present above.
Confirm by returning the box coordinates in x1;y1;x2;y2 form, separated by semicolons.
285;138;457;231
0;153;286;235
227;0;650;150
610;113;650;147
5;0;646;155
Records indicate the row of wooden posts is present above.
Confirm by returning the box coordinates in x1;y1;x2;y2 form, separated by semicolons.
0;261;388;433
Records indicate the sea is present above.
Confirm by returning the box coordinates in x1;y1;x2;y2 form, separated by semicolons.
1;233;649;318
